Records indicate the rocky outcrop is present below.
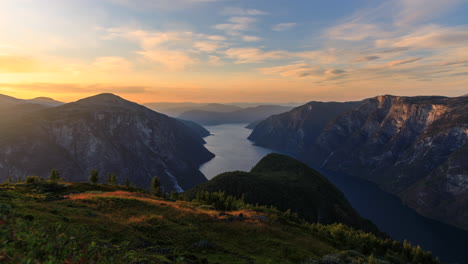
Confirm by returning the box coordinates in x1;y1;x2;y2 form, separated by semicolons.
249;95;468;230
0;93;214;192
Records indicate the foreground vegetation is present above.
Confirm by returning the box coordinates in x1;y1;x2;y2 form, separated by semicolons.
0;181;438;264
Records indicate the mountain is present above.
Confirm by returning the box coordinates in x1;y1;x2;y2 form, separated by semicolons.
248;101;361;153
249;95;468;230
0;94;52;124
144;102;242;117
0;93;214;191
177;119;211;138
0;182;437;264
26;97;64;107
179;105;293;126
186;153;380;234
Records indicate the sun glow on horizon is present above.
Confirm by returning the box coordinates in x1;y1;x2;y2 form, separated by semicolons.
0;0;467;103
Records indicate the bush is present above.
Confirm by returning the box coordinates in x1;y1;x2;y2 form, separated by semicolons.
89;169;99;184
151;176;161;196
25;176;44;184
49;169;61;183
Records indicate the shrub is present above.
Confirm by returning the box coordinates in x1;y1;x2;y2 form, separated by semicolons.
151;176;161;196
25;176;44;184
49;169;61;183
89;169;99;184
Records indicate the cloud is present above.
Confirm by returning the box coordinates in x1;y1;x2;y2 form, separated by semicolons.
378;47;410;53
325;69;346;75
395;0;462;26
272;23;297;32
103;28;230;70
221;7;268;16
352;56;380;62
0;83;152;95
224;48;288;63
0;55;43;73
242;35;262;42
258;63;320;78
90;57;133;73
107;0;224;10
376;25;468;49
214;16;257;35
438;60;468;66
208;55;223;66
194;41;225;52
326;23;384;41
137;49;196;71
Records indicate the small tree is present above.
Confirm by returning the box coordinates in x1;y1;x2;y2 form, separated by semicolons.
26;176;44;184
125;177;130;188
151;176;162;196
5;176;12;184
49;169;61;183
110;173;118;185
106;173;112;185
170;190;179;200
89;169;99;184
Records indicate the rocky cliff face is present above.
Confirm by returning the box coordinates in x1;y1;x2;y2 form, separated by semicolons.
0;94;214;192
248;101;361;154
249;95;468;230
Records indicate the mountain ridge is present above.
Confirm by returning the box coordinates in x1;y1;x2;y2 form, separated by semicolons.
249;94;468;230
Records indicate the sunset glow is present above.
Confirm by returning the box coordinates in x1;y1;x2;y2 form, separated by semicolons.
0;0;467;103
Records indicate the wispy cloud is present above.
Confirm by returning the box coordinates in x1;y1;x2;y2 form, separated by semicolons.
221;7;268;16
272;23;297;31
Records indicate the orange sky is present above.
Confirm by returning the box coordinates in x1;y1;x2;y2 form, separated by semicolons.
0;0;467;103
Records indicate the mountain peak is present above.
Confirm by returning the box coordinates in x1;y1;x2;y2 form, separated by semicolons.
75;93;136;108
31;97;58;102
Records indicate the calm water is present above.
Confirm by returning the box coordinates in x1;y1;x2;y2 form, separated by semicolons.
199;123;468;263
199;124;276;179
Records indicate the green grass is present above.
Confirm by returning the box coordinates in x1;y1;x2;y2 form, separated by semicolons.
0;182;438;264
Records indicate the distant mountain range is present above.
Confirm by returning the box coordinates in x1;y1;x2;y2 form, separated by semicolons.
178;105;294;126
249;95;468;230
144;102;294;126
0;93;214;191
143;102;242;117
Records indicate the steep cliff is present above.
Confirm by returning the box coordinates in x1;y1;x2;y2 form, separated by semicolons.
0;93;214;191
249;95;468;230
248;101;361;154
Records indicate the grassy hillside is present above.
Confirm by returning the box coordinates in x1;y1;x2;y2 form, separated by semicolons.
186;154;380;235
0;181;437;264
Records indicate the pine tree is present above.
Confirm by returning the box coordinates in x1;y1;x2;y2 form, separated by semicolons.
49;169;61;183
125;177;130;188
170;190;179;200
110;173;118;185
89;169;99;184
106;173;112;185
151;176;161;196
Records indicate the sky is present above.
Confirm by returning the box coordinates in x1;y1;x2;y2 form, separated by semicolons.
0;0;467;103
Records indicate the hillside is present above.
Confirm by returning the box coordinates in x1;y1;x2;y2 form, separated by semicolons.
179;105;293;126
0;181;437;264
248;95;468;230
144;102;242;117
248;101;361;153
187;154;380;234
0;93;214;192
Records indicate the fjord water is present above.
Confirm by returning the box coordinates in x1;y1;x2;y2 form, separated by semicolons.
200;123;468;263
199;124;275;179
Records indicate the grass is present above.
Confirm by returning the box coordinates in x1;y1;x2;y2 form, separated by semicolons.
0;182;438;264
